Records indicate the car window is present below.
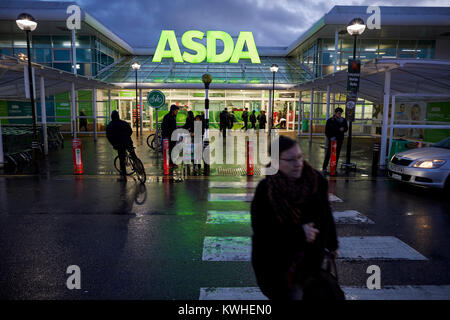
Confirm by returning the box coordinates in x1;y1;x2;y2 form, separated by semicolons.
433;137;450;149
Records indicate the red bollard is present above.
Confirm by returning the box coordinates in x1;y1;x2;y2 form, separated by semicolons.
247;140;254;176
72;138;83;175
163;138;169;175
330;139;337;176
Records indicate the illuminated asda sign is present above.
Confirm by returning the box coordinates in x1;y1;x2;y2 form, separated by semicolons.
152;30;261;64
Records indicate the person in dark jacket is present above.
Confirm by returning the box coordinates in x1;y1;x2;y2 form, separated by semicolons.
162;104;179;167
106;110;134;182
251;136;338;300
257;111;267;131
322;107;348;174
219;108;229;138
183;111;195;134
249;110;257;129
228;110;236;130
241;108;249;131
79;109;88;131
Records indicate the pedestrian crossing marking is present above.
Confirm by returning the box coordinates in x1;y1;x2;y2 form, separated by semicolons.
206;210;374;224
208;193;343;203
199;286;450;300
206;211;250;224
209;181;259;189
202;236;427;261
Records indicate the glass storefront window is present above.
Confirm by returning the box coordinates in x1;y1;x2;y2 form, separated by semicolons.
417;40;435;59
53;63;72;73
32;36;51;48
76;48;91;62
52;36;72;48
379;40;397;58
53;49;71;62
398;40;418;58
34;48;52;62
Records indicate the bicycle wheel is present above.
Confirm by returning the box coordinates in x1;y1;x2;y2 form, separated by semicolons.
131;156;146;183
114;155;135;175
147;134;155;149
151;135;162;152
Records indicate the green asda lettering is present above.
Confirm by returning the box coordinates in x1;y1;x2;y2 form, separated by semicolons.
152;30;261;64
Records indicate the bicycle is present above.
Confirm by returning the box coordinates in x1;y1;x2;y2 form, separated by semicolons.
146;125;162;152
114;147;147;183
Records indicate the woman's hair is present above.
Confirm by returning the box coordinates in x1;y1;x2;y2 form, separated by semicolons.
270;135;298;156
111;110;119;120
195;115;202;121
188;111;194;118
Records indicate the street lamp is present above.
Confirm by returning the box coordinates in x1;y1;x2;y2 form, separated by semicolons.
269;64;278;134
16;13;39;173
202;73;212;176
131;61;141;138
342;18;365;171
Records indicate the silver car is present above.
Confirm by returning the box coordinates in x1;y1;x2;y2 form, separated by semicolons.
388;137;450;189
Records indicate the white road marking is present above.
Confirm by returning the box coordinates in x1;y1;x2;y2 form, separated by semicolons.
206;210;374;224
208;193;343;203
209;181;259;189
202;236;427;261
199;286;450;300
206;211;250;224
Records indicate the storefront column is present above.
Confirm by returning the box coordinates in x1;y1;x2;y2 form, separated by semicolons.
326;85;331;120
0;120;4;168
40;76;48;155
297;92;302;136
309;89;314;143
92;88;97;141
380;70;391;168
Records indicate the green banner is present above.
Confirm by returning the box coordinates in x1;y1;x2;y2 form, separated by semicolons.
425;102;450;143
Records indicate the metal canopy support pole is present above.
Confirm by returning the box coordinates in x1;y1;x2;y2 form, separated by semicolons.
71;29;77;75
325;85;331;153
388;95;396;159
287;102;290;130
40;76;48;155
379;70;391;168
298;91;302;136
107;89;111;125
0;119;3;168
268;90;272;133
334;28;339;73
309;89;314;143
139;89;143;133
92;88;97;141
71;82;77;138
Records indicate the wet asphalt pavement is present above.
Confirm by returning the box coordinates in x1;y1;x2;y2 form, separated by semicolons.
0;132;449;299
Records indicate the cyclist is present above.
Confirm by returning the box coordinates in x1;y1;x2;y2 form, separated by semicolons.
106;110;136;182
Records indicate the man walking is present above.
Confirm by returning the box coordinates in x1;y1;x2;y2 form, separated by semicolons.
257;111;267;131
162;104;179;168
220;108;229;138
106;110;134;182
241;108;249;131
322;107;348;174
249;110;257;129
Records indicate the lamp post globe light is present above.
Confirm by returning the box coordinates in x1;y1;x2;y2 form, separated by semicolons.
132;62;141;138
269;64;278;134
16;13;39;172
202;73;212;176
342;18;365;170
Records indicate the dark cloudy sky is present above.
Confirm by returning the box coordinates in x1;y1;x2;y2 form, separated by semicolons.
35;0;450;48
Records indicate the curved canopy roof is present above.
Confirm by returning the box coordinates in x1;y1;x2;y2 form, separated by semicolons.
95;56;313;90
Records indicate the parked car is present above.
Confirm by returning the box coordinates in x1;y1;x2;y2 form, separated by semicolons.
388;137;450;189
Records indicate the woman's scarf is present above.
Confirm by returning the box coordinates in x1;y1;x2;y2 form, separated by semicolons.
265;161;319;226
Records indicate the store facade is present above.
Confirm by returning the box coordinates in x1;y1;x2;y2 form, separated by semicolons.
0;2;449;139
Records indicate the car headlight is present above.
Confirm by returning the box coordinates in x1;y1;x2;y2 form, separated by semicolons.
413;159;446;169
